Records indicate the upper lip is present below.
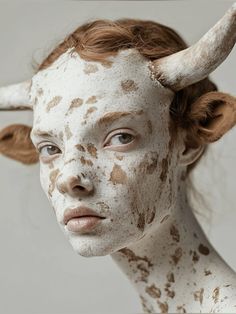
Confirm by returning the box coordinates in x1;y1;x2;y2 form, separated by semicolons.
63;206;106;225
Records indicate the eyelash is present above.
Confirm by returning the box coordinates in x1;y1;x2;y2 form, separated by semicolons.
37;130;136;157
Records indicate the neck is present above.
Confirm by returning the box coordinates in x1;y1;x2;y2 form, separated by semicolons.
110;180;234;313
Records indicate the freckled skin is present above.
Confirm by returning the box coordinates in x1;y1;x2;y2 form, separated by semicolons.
29;49;236;313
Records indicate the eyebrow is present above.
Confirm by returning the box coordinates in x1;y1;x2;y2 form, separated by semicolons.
97;110;144;126
31;129;56;138
32;110;145;138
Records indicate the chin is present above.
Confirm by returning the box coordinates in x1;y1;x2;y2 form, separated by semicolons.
67;236;118;257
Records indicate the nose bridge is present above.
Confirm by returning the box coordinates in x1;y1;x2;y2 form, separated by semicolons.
56;156;94;197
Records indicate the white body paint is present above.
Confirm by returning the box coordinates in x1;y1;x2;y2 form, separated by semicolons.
28;49;236;313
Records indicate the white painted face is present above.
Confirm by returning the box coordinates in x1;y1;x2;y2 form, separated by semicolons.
29;48;181;257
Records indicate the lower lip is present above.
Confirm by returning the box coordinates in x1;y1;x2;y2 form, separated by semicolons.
66;216;104;233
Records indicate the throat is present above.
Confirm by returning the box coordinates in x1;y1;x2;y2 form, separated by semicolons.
110;188;232;313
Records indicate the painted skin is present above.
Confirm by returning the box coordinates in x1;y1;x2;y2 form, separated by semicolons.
29;49;236;313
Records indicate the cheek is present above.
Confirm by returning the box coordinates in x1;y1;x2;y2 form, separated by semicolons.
124;150;175;231
99;152;162;233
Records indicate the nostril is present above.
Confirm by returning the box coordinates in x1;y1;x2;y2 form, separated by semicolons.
74;186;85;191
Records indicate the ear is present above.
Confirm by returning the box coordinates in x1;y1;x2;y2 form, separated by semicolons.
185;91;236;148
179;145;205;167
0;124;39;165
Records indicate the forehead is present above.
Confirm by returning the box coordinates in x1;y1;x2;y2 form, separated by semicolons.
30;48;173;127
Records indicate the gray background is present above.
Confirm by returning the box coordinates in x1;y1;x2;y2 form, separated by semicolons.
0;1;235;313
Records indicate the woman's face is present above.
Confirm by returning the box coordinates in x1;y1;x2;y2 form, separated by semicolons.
30;48;179;257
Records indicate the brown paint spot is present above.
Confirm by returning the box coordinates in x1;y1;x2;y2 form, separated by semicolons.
176;304;187;313
87;143;97;158
137;212;145;231
160;214;170;224
157;301;169;313
69;98;83;110
83;106;97;119
118;248;153;283
212;287;220;304
192;251;200;263
109;163;127;185
121;79;139;93
86;96;98;104
198;243;210;255
118;248;153;267
145;284;161;299
137;151;159;175
83;63;99;74
167;272;175;283
194;288;204;305
46;96;62;112
160;156;169;182
170;224;180;242
75;144;85;152
171;247;183;265
204;269;212;276
101;60;113;68
139;295;154;314
165;288;175;298
80;156;93;166
48;169;60;196
136;263;150;283
65;125;73;140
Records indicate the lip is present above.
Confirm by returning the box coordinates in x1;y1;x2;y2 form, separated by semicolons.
63;206;106;225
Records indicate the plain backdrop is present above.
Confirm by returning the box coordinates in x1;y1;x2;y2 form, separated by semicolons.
0;1;235;313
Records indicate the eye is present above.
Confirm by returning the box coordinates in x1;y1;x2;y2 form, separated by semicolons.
104;131;135;147
38;144;61;157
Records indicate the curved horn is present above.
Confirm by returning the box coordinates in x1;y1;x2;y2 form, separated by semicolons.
150;3;236;91
0;80;32;111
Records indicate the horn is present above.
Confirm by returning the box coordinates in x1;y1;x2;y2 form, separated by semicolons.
0;80;32;111
149;3;236;91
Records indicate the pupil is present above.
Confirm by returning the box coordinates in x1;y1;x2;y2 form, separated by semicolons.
47;146;57;154
119;134;132;144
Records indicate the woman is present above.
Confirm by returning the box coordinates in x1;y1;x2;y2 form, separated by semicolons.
0;3;235;313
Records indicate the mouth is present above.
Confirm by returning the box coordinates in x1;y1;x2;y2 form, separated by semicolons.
63;206;106;233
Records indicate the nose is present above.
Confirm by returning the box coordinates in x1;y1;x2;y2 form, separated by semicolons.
56;173;94;197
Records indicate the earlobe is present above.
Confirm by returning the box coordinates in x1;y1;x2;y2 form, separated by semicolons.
179;145;205;167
